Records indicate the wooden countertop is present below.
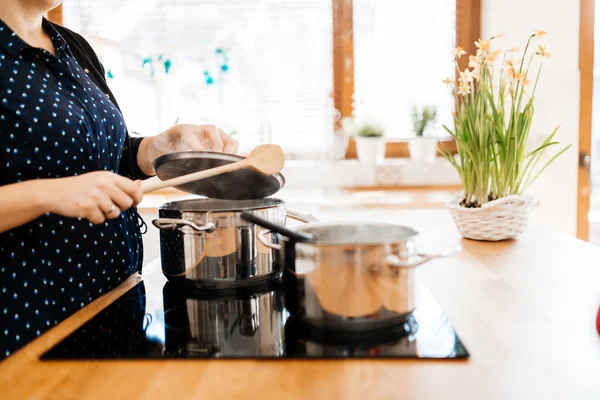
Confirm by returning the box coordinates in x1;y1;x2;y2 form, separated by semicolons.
1;227;599;399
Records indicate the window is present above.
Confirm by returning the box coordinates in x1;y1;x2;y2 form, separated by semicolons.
62;0;337;157
352;0;456;138
56;0;474;157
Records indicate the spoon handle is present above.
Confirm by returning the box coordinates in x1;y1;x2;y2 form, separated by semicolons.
241;212;314;242
141;159;248;194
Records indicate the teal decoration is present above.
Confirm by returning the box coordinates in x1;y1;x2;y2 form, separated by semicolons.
203;70;214;85
142;57;154;77
200;48;230;86
216;48;230;74
164;59;172;74
141;55;173;77
106;69;114;79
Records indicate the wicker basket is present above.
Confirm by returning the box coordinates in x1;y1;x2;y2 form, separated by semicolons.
447;195;536;241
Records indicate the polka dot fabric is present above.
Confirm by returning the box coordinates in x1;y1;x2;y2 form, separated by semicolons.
0;18;143;358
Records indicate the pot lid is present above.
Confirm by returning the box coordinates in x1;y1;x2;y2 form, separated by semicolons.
158;198;285;212
152;151;286;200
293;222;419;246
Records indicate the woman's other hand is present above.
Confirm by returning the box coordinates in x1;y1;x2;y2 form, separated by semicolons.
137;124;239;176
42;171;143;224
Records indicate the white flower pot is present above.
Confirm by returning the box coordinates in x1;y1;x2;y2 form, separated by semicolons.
408;137;438;162
355;137;386;164
447;195;537;241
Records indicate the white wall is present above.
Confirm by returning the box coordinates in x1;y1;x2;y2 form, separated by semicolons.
481;0;581;235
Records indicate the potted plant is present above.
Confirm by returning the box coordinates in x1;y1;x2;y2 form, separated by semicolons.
342;117;386;164
440;31;571;241
409;104;439;162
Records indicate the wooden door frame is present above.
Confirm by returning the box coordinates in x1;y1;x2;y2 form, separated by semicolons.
578;0;595;241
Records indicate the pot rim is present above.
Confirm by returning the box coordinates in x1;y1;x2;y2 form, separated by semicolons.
284;220;420;247
159;197;286;212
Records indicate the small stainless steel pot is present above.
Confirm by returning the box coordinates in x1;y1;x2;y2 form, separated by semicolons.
258;221;456;331
152;198;317;288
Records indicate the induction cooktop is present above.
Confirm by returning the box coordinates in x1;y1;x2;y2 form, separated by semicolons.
40;269;469;360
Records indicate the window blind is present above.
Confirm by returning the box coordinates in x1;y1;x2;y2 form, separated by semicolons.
63;0;336;156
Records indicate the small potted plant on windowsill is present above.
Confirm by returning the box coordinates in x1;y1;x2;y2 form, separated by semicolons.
440;31;571;241
342;117;386;164
409;104;438;162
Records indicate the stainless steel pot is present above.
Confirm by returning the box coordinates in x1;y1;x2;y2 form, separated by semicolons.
257;221;456;331
152;198;317;288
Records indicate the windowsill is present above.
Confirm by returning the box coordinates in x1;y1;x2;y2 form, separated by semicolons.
344;137;457;159
280;157;461;189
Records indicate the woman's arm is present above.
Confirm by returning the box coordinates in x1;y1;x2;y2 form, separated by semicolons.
0;179;51;233
0;172;143;234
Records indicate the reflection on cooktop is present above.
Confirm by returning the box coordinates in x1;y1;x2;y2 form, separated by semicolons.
40;272;469;360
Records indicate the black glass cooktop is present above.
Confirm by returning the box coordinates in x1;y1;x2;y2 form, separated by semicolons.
40;270;469;360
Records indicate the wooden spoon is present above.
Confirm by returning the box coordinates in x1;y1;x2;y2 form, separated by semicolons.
140;144;285;194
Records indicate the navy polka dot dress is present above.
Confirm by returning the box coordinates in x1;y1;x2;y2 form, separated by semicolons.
0;18;143;358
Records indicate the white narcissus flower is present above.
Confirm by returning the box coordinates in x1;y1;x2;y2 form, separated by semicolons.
534;30;547;38
494;32;507;38
460;68;474;84
504;56;521;75
468;55;479;69
474;39;491;52
537;45;552;59
455;47;467;59
458;84;471;96
488;49;502;62
442;77;454;87
513;72;524;82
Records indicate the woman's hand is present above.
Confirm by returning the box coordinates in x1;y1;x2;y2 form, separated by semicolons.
137;124;239;176
42;171;143;224
0;172;143;233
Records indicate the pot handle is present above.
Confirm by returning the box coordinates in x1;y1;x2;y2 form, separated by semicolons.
257;229;282;251
152;218;216;233
386;244;460;268
255;208;319;251
285;207;319;223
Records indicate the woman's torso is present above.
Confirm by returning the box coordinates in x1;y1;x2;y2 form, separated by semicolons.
0;18;143;357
